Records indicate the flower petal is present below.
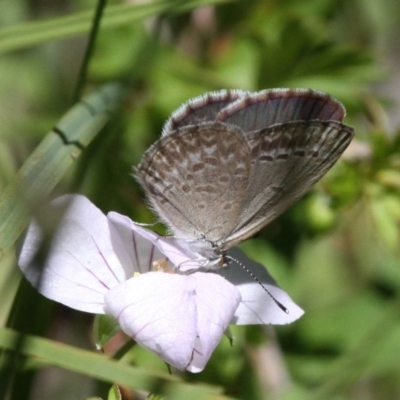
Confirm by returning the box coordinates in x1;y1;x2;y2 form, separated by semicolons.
107;212;165;274
104;271;241;372
18;195;126;313
108;213;202;272
104;271;197;370
187;273;241;372
220;248;304;325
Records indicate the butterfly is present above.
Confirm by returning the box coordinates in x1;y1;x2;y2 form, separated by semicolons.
135;88;354;267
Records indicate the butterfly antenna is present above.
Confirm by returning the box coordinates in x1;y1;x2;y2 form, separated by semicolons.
225;255;289;314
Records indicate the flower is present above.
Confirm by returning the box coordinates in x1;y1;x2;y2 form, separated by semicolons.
18;195;303;372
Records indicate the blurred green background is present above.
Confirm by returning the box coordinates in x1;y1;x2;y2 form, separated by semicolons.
1;0;400;399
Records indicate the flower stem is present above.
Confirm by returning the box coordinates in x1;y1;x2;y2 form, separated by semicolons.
112;340;137;360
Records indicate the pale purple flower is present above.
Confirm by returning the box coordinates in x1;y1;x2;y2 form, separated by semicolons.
18;195;303;372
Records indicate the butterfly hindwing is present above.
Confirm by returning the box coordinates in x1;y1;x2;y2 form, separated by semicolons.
137;122;252;244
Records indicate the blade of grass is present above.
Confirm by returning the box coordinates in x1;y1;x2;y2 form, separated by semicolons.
0;0;231;55
0;82;127;263
0;327;229;399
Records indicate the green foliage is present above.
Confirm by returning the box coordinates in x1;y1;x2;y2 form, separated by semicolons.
1;0;400;399
107;384;121;400
93;315;121;351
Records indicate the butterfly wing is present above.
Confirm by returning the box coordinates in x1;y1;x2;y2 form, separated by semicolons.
138;89;354;255
217;88;346;130
162;89;247;135
221;120;354;250
136;122;252;247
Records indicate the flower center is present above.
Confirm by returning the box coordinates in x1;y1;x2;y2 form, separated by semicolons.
152;258;175;273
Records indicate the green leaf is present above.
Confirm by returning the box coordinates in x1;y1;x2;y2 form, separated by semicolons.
224;327;234;347
108;384;121;400
0;0;230;55
93;314;121;350
0;327;228;399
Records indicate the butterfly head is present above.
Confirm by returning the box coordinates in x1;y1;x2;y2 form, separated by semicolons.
173;235;230;269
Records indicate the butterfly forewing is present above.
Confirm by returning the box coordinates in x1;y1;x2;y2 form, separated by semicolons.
217;89;346;132
137;122;252;245
220;120;354;250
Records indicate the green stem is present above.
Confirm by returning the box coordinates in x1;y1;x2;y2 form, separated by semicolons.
72;0;108;104
112;340;137;361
